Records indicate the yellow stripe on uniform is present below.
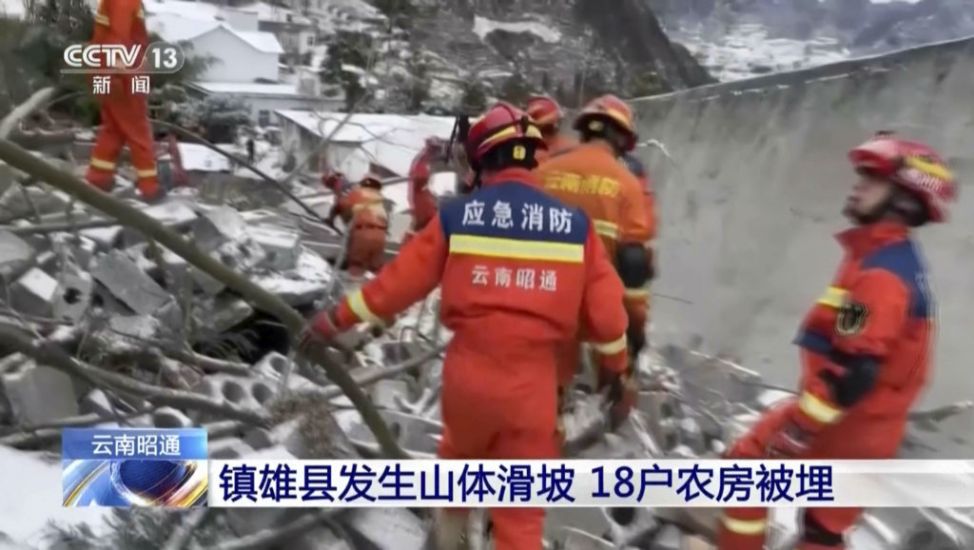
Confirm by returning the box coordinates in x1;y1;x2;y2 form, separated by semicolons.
593;219;618;239
722;516;767;535
449;234;584;263
347;289;381;325
136;168;158;178
95;13;110;25
89;157;115;171
624;288;650;299
799;391;843;424
591;334;627;355
817;286;848;308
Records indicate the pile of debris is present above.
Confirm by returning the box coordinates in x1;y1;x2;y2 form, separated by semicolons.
0;157;972;550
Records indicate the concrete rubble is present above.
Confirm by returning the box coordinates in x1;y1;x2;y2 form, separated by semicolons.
0;156;971;550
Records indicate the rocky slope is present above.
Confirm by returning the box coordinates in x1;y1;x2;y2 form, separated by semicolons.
649;0;974;81
318;0;715;113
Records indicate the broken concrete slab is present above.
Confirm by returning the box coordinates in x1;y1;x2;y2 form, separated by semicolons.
195;374;278;421
345;508;427;550
249;224;301;271
190;237;268;295
152;407;193;429
8;267;58;318
202;295;255;333
119;203;198;248
192;206;251;252
252;247;333;306
51;233;98;270
0;186;71;223
249;352;317;393
1;361;79;425
79;225;124;250
79;389;115;418
125;242;189;278
52;269;93;323
338;409;441;458
0;230;35;280
91;250;173;315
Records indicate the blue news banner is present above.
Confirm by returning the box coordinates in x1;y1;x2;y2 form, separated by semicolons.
62;428;207;507
209;459;974;508
61;429;974;508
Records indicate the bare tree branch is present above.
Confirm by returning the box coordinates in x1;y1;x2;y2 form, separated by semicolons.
0;86;57;138
0;138;405;458
0;324;270;426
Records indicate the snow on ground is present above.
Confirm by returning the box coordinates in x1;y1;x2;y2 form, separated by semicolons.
0;0;25;19
674;22;850;82
472;16;562;44
178;143;231;172
275;111;455;180
0;447;108;547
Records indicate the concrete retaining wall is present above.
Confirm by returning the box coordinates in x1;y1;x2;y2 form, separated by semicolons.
632;36;974;407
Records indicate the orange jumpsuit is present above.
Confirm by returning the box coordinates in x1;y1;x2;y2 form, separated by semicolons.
534;142;653;387
535;133;577;164
331;186;388;276
407;141;442;236
622;153;658;240
329;168;629;550
85;0;160;200
719;222;934;550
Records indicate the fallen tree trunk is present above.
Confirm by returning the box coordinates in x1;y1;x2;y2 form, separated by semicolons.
9;128;77;150
0;87;57;139
0;325;271;426
0;138;406;459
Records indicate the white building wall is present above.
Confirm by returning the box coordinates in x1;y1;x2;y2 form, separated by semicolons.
191;28;278;82
221;9;260;31
244;95;339;126
278;121;370;179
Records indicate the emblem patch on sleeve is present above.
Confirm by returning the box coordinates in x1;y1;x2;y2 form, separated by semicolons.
836;302;869;335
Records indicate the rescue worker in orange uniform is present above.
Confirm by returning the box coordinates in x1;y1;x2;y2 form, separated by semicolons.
534;94;653;412
622;152;659;281
85;0;162;201
299;103;631;550
718;134;958;550
322;170;353;198
526;95;577;163
405;137;447;242
326;174;389;276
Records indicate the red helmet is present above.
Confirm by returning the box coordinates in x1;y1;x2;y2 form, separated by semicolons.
849;135;958;223
574;94;638;152
465;102;544;167
526;96;563;127
360;173;383;189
